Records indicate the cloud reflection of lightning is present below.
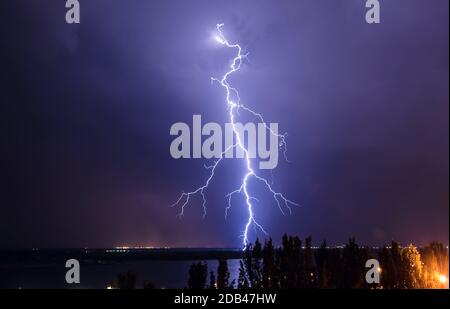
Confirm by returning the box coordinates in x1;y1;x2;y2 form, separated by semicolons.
171;24;298;248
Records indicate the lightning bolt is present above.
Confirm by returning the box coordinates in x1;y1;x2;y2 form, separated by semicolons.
171;24;298;248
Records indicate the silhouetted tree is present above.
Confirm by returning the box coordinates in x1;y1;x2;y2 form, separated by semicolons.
279;234;294;288
237;260;249;289
379;245;396;289
327;247;342;288
194;235;448;290
243;244;255;287
341;238;365;288
209;271;216;289
390;241;404;288
316;240;331;288
359;245;371;289
262;238;277;288
143;281;156;289
217;257;230;289
303;236;316;288
113;271;136;289
292;236;303;288
252;239;263;288
188;262;208;289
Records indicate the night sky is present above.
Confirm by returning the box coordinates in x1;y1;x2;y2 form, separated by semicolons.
1;0;448;248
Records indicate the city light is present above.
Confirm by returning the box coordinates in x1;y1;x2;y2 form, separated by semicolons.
438;274;448;285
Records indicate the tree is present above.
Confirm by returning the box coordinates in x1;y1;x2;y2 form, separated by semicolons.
421;242;449;288
143;281;156;289
328;247;342;288
188;262;208;289
231;235;448;290
237;260;249;289
262;238;277;288
217;258;231;289
342;238;364;288
252;239;263;288
209;271;216;289
292;236;303;288
401;245;423;289
316;240;331;288
379;245;396;289
243;244;255;288
279;234;294;288
113;271;136;289
390;241;404;288
303;236;316;288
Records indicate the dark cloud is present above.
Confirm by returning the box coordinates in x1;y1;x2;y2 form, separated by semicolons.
1;0;448;247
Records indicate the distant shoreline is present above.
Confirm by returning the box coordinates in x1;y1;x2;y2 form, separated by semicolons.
0;248;245;264
2;246;437;264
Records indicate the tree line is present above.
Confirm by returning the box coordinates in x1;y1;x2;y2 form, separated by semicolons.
187;235;449;289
